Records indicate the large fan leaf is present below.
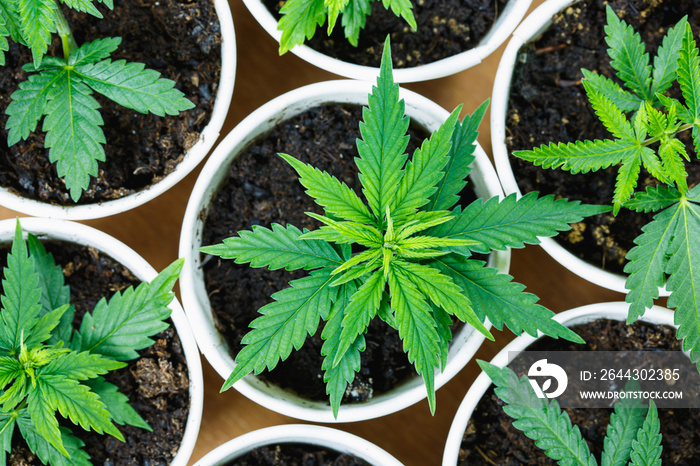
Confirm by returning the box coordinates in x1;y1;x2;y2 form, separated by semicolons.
42;69;106;202
75;58;193;116
222;268;338;390
355;37;410;220
434;256;582;342
73;260;181;361
201;223;344;271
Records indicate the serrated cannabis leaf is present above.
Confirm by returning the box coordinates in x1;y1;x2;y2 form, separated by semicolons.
207;39;599;417
277;0;326;54
0;14;8;66
340;0;370;46
629;400;662;466
515;7;700;382
480;362;596;466
601;386;645;466
74;259;181;360
18;0;56;67
1;222;183;465
5;68;62;145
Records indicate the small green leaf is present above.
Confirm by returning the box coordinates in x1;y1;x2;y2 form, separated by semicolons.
429;193;609;254
513;139;638;175
277;0;326;54
581;69;643;112
340;0;370;46
42;69;106;202
650;16;687;97
0;356;21;388
629;400;662;466
279;153;373;224
381;0;416;30
665;200;700;368
624;186;682;213
86;377;150;430
27;383;67;457
434;256;583;342
612;149;642;214
388;264;440;413
303;213;383;248
625;203;679;322
677;23;700;124
0;0;24;44
479;362;596;466
201;223;343;271
334;270;384;366
355;37;410;220
582;83;636;140
40;350;125;380
59;0;102;17
68;37;121;66
18;0;56;67
5;68;62;146
222;268;338;391
0;414;16;466
428;101;487;212
0;14;8;66
604;5;651;100
73;259;181;361
75;59;194;116
325;0;348;33
601;388;646;466
391;107;460;221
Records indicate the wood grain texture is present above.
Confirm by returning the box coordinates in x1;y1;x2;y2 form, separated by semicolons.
0;0;631;464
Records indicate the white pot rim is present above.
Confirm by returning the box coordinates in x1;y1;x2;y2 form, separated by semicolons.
193;424;403;465
179;79;509;423
0;218;203;466
490;0;670;296
442;301;676;466
240;0;532;82
0;0;236;221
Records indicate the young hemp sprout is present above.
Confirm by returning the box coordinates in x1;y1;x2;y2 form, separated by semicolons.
481;362;663;465
202;37;608;416
0;0;194;201
514;7;700;370
275;0;416;54
0;221;183;465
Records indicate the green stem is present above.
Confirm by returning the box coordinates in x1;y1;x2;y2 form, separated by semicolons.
53;5;78;62
642;122;695;147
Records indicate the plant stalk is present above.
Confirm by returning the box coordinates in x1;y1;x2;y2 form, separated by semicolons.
53;5;78;62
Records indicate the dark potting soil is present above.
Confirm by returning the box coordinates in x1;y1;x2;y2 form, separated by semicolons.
225;443;370;466
506;0;700;274
263;0;509;68
3;241;189;465
201;103;478;403
0;0;221;205
459;318;700;465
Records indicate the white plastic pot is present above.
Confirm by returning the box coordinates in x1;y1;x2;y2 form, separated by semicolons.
0;0;236;220
0;218;203;466
241;0;532;82
490;0;668;296
193;424;402;465
179;79;510;423
442;302;676;465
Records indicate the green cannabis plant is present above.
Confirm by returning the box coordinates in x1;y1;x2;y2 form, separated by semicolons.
514;7;700;368
481;362;663;465
274;0;416;54
0;221;183;465
0;0;194;201
201;37;608;416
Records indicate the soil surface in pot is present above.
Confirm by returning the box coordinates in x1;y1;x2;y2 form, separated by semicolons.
0;0;222;205
505;0;700;275
263;0;508;68
225;442;370;465
459;318;700;465
201;102;479;404
3;241;190;465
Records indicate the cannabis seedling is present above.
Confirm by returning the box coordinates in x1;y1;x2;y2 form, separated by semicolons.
275;0;416;53
202;38;607;416
0;0;194;201
481;362;663;465
0;222;183;465
514;7;700;368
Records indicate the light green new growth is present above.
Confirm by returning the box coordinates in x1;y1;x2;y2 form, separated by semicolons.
0;221;182;466
202;37;606;417
276;0;416;53
481;362;663;466
1;0;194;201
513;7;700;370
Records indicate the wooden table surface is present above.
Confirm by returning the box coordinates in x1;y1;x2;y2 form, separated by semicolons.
0;0;631;464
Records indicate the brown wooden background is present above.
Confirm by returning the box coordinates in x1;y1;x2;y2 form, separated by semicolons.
0;0;630;464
